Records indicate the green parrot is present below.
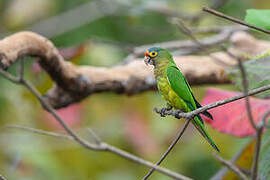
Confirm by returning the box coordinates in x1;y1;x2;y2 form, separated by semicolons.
144;47;219;152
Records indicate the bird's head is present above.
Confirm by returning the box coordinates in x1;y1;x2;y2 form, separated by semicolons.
144;47;172;66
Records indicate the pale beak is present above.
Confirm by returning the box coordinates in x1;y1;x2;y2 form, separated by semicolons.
144;56;151;66
144;50;154;66
144;50;150;65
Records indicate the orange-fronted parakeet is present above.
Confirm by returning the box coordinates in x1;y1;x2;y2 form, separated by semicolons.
144;47;219;152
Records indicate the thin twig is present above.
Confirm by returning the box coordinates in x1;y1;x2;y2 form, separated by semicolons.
142;118;192;180
6;125;74;141
203;7;270;35
123;25;246;63
213;153;249;180
236;58;257;129
5;124;191;180
0;64;192;180
169;16;265;180
22;79;100;150
202;7;269;179
237;55;261;179
87;127;102;145
251;127;263;180
0;68;20;83
226;40;261;180
170;18;235;67
156;84;270;120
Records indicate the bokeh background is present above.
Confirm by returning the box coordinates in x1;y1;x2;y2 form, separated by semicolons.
0;0;269;179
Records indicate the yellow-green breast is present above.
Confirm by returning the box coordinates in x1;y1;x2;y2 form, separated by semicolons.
157;77;189;112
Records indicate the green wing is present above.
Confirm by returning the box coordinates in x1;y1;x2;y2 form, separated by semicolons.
167;65;219;152
167;65;213;120
166;65;197;111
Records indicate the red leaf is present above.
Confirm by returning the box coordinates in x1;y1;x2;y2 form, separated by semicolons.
202;88;270;137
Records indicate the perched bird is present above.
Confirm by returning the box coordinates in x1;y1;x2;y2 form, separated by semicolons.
144;47;219;152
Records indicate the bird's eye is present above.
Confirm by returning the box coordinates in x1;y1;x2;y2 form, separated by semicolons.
149;51;158;58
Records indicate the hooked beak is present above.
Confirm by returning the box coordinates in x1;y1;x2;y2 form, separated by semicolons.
144;50;154;66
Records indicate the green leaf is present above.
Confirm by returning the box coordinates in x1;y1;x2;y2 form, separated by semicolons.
245;9;270;31
227;51;270;98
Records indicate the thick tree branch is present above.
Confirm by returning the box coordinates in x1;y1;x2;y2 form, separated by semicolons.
0;31;270;109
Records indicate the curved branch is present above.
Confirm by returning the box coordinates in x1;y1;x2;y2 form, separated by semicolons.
0;31;270;109
6;125;192;180
0;60;191;180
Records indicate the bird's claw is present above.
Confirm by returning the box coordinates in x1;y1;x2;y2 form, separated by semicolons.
174;109;183;119
160;108;167;117
165;104;173;111
154;105;173;117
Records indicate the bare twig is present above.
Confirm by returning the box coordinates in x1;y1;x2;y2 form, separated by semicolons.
155;17;265;180
213;153;249;180
155;84;270;120
170;18;235;67
226;38;261;180
202;7;270;179
252;126;263;180
190;25;236;34
236;58;257;129
6;124;191;180
239;62;262;180
203;7;270;35
0;64;191;180
87;127;102;145
123;25;246;63
0;68;20;83
6;125;74;141
142;118;192;180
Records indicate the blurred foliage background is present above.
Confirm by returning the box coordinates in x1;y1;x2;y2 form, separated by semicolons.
0;0;269;179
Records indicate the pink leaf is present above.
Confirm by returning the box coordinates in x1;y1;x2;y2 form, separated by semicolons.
202;88;270;137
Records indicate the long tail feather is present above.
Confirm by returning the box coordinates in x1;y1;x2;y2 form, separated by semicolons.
192;116;220;152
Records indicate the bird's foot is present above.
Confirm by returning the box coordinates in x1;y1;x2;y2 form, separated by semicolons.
174;109;183;119
160;108;168;117
154;105;173;117
165;104;173;111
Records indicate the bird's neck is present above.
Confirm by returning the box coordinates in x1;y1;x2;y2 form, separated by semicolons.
154;61;168;79
154;60;175;79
